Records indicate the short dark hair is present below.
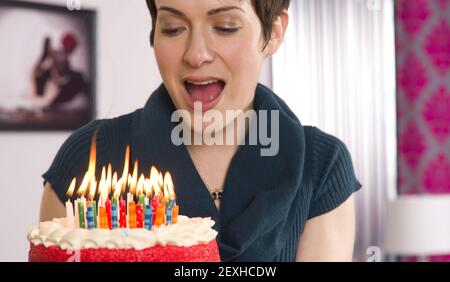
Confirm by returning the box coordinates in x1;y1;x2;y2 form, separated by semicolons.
146;0;290;48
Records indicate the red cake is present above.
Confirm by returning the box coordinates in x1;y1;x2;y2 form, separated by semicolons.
28;216;220;262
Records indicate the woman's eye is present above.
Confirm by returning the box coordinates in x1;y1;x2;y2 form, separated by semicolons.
161;28;185;36
214;27;241;34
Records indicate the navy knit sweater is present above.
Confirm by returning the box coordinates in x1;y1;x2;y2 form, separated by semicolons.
43;83;362;261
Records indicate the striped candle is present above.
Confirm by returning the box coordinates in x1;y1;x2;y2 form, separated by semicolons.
87;205;95;229
169;199;176;209
166;208;172;225
111;201;118;229
119;197;127;228
92;201;97;228
144;204;152;230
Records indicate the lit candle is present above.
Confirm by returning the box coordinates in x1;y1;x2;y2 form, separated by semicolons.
65;178;76;229
166;208;172;225
127;193;133;209
99;207;108;229
136;204;143;228
119;197;127;228
65;199;74;229
80;196;87;227
128;201;137;229
169;199;176;209
139;194;145;213
78;201;86;229
155;204;164;227
144;204;152;230
111;200;118;229
151;196;159;225
87;204;95;229
105;198;112;229
74;199;80;228
172;204;179;224
92;201;98;228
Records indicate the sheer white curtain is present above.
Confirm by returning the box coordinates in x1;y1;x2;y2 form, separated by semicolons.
271;0;397;261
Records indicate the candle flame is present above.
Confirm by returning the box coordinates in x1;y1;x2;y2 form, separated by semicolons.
98;166;108;199
163;172;175;200
74;133;98;198
144;178;152;198
128;160;138;195
149;166;162;197
120;145;130;194
77;173;89;197
114;178;123;199
67;138;176;202
112;172;118;190
107;163;112;195
136;173;145;196
66;177;77;198
87;134;97;200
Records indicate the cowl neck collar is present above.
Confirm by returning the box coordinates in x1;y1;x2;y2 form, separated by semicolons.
131;83;305;261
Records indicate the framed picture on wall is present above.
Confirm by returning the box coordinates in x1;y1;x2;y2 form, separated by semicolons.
0;0;96;131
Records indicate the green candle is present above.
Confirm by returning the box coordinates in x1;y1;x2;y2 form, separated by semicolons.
92;201;97;228
78;201;85;228
139;194;145;213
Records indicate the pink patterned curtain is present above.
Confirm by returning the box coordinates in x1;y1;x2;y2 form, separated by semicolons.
396;0;450;261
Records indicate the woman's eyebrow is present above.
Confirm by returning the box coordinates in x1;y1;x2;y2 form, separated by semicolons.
207;6;246;16
158;6;185;17
158;6;245;18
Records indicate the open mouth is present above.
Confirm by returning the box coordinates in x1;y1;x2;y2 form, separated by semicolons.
183;79;226;109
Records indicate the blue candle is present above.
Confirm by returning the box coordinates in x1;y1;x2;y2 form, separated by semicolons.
111;201;118;229
87;205;95;229
166;208;173;225
144;204;152;230
169;199;176;209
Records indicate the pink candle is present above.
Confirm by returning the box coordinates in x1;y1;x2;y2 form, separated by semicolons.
105;199;112;229
119;197;127;228
136;204;143;228
151;197;159;225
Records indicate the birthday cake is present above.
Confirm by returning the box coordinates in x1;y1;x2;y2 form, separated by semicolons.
28;139;221;262
27;216;220;262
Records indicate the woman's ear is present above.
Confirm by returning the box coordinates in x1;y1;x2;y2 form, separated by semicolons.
264;10;289;57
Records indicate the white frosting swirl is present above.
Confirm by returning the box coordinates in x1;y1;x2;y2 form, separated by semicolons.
27;216;218;251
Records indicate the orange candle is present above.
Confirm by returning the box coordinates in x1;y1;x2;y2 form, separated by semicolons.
155;205;164;227
128;201;137;228
172;205;179;224
99;207;108;229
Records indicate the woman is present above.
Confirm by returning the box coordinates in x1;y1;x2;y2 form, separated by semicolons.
39;0;361;262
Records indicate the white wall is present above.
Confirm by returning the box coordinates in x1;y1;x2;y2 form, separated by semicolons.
0;0;160;261
0;0;272;261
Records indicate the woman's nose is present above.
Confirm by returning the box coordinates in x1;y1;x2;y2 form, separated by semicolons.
183;32;214;68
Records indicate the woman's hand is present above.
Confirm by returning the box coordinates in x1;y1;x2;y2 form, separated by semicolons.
296;195;356;262
39;182;65;222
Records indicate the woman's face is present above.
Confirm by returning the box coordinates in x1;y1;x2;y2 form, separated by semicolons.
153;0;273;133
